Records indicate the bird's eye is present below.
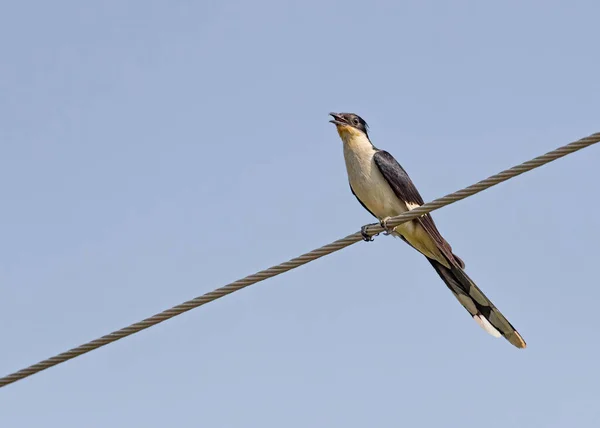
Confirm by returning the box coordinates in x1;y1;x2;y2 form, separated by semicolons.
353;117;360;125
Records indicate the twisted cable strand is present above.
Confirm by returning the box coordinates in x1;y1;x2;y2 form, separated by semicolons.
1;132;598;388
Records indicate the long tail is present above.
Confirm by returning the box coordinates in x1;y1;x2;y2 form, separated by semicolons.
427;258;526;349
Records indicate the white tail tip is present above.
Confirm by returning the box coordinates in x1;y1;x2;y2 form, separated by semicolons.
473;314;501;338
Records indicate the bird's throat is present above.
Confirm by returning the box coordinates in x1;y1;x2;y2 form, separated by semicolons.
336;125;367;144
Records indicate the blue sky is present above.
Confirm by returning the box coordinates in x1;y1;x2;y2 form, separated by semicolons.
1;1;599;426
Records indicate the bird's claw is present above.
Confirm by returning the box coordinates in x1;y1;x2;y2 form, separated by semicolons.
360;224;377;242
360;219;394;242
380;217;395;235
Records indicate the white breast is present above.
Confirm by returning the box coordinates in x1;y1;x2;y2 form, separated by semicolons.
342;134;408;220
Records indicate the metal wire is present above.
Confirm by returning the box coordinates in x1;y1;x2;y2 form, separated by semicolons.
1;131;599;389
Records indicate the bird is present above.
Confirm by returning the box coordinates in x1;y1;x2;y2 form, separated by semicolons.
329;112;526;349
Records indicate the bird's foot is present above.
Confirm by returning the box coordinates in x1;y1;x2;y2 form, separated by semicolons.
380;217;395;235
360;224;379;242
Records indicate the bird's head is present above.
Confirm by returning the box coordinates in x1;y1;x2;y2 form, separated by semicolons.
329;112;369;142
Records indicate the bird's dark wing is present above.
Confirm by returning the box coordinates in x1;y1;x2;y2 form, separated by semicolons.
373;150;465;268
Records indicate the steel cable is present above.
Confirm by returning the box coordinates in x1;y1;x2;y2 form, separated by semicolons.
1;131;598;388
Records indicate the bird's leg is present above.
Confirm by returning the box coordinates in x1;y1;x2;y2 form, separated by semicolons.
380;217;395;235
360;224;379;242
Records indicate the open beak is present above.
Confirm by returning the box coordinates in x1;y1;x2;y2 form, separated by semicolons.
329;112;348;127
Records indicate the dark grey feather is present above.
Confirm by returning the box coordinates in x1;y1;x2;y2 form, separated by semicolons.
427;257;526;348
373;150;465;268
